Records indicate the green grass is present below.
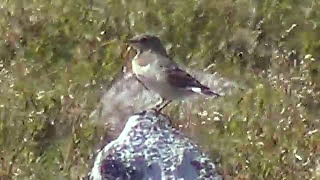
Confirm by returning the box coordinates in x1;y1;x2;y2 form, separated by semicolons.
0;0;320;179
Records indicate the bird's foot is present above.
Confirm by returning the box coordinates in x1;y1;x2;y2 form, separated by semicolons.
150;107;162;115
149;98;164;114
148;99;172;115
155;100;172;113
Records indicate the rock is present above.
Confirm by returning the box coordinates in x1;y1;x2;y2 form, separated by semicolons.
89;110;222;180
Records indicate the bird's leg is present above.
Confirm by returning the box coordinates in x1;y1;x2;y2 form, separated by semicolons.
157;100;172;112
150;98;171;113
154;97;164;109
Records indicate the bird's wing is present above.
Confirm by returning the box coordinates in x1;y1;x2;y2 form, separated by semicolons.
165;65;220;96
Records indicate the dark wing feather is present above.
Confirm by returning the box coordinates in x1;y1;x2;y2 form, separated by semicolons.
165;66;220;96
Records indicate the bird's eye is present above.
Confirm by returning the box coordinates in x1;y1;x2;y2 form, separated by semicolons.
141;37;147;41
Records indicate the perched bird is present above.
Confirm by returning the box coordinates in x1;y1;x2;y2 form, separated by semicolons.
127;34;220;111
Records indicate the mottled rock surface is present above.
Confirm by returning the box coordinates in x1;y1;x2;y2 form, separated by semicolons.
89;110;222;180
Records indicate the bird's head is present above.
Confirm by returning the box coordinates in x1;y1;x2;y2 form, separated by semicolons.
126;34;168;56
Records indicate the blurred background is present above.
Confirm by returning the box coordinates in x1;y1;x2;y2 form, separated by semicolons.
0;0;320;179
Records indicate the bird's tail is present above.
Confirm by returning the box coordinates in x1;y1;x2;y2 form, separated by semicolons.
190;86;221;97
200;88;221;97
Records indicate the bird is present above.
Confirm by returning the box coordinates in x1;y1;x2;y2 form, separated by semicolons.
126;34;220;112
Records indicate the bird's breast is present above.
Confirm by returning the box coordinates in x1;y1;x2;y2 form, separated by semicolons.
132;53;163;78
132;59;152;76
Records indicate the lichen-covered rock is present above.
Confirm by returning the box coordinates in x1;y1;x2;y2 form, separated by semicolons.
89;110;222;180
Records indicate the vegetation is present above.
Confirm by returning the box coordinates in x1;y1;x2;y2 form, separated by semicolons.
0;0;319;179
